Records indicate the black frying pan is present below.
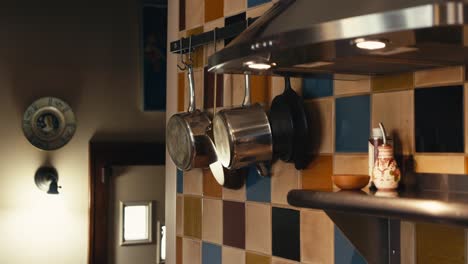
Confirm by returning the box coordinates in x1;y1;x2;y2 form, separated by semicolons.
269;77;312;169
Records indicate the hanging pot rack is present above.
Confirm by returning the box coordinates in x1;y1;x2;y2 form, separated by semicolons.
170;17;258;54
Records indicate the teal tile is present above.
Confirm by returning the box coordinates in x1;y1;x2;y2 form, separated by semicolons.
202;242;221;264
335;95;370;152
335;226;367;264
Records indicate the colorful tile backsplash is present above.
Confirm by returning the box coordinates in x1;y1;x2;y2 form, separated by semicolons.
176;0;468;263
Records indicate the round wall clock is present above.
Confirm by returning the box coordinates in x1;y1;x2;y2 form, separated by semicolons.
22;97;77;151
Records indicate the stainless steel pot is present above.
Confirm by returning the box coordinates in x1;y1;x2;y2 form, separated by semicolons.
167;65;216;171
213;75;272;170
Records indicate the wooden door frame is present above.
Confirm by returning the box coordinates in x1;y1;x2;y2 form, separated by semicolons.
88;141;165;264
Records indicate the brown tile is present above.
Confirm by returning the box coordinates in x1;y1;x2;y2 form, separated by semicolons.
372;90;414;155
371;73;413;92
415;66;464;88
246;252;271;264
183;238;201;264
251;75;271;105
177;236;183;264
301;156;333;191
305;98;334;154
401;221;416;264
184;196;202;239
300;209;334;264
223;246;246;264
176;195;184;236
416;222;465;264
223;201;245;249
202;198;223;244
203;168;222;198
414;155;465;174
179;0;186;31
178;72;185;112
271;161;299;205
205;0;224;22
224;0;246;16
203;66;224;109
246;202;271;254
186;0;204;29
186;27;205;69
333;154;368;175
334;76;371;96
183;169;203;195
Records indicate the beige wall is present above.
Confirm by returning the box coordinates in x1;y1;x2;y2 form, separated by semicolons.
109;166;165;264
0;1;165;263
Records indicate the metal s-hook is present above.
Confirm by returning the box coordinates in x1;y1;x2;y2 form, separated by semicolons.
177;38;187;71
187;35;193;65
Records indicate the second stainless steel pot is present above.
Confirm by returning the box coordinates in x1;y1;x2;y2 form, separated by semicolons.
213;75;272;170
167;65;216;171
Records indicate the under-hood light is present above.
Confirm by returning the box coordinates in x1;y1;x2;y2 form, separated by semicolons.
354;38;387;50
245;61;272;70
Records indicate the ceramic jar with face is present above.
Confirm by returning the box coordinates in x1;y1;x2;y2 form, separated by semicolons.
372;144;400;190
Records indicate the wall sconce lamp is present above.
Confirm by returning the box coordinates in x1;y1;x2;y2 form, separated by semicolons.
35;167;61;194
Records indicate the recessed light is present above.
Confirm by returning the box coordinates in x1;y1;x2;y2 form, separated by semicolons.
354;38;387;50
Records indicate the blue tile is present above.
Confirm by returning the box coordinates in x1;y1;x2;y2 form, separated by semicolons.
335;226;367;264
272;207;300;261
248;0;271;8
335;95;370;152
202;242;222;264
177;169;183;194
246;165;271;203
303;75;334;99
415;86;464;153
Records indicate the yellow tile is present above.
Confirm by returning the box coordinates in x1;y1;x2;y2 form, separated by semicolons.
371;72;413;92
305;98;334;154
372;90;414;154
416;222;465;264
184;196;202;239
414;66;464;88
186;0;204;29
223;246;246;264
186;27;205;69
183;238;201;264
301;209;334;264
333;154;368;175
251;75;271;105
205;0;224;22
202;198;223;244
246;202;272;255
224;0;246;17
223;183;246;202
271;161;299;205
301;156;333;191
246;252;271;264
176;195;184;236
334;76;371;96
271;257;300;264
246;2;273;18
414;155;465;174
401;221;416;264
183;169;203;195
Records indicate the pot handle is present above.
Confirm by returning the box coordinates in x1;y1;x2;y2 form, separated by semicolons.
255;162;269;177
242;74;251;107
187;64;196;112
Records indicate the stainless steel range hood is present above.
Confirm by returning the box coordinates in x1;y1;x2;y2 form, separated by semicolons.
208;0;468;76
